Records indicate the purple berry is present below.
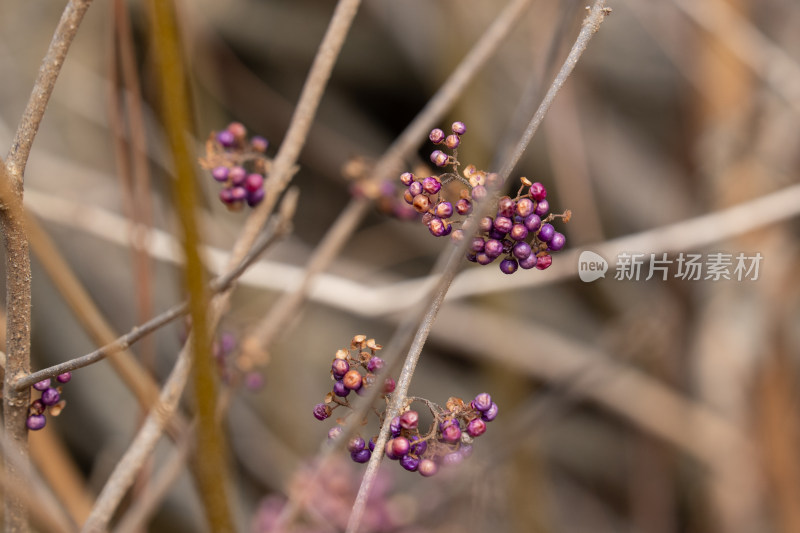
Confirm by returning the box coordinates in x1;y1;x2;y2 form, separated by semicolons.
430;150;448;167
538;223;555;243
469;238;485;253
385;439;400;460
400;455;420;472
472;393;493;412
484;239;503;259
467;418;487;437
516;197;535;217
418;458;438;477
408;181;423;196
497;197;515;218
30;399;45;415
347;436;366;453
211;166;229;182
478;216;494;233
523;214;542;232
451;121;467;135
230;186;247;203
529;182;547;201
475;253;494;265
481;402;499;422
519;254;538;269
389;416;402;437
509;224;528;241
534;199;550;218
429;128;445;144
455;198;472;215
444;134;460;149
443;452;465;466
41;388;60;406
512;242;532;260
251;135;269;152
409;436;427;456
435;201;453;218
229;166;247;186
247;188;265;207
245;372;265;390
471;185;487;201
351;449;371;463
368;437;377;451
313;403;331;420
549;232;566;251
499;258;518;275
328;426;343;441
219;188;235;204
26;415;46;431
331;359;349;379
428;217;450;237
441;422;461;443
399;411;419;430
216;130;235;148
333;380;349;397
466;251;478;263
400;172;415;186
422;176;442;195
383;377;396;393
493;216;513;234
366;356;384;373
33;379;51;392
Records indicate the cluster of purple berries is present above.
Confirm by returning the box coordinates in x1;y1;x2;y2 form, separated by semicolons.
26;372;71;431
313;337;497;478
399;122;571;273
313;335;396;423
200;121;269;210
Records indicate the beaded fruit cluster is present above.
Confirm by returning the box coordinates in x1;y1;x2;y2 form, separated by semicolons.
313;335;497;477
199;121;270;210
399;122;571;273
26;372;71;431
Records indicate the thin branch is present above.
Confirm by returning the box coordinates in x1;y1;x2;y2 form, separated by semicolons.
226;0;361;270
15;203;294;390
346;3;610;531
5;0;94;181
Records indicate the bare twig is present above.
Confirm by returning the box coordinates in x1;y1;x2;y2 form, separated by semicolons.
5;0;94;181
346;3;610;531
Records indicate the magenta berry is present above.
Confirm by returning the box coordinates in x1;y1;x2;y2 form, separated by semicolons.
244;173;264;192
529;182;547;201
497;196;515;217
383;377;396;393
391;436;411;457
440;422;461;443
229;166;246;186
216;130;235;148
467;418;487;437
534;199;550;218
27;415;46;431
421;176;442;195
366;356;384;373
331;358;349;379
399;410;419;430
536;254;553;270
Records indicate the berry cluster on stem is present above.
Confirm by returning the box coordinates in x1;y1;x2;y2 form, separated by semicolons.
26;372;71;431
399;122;571;273
314;335;498;477
199;121;270;210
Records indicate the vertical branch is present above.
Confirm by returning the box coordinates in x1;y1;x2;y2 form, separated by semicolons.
144;0;234;531
345;3;611;532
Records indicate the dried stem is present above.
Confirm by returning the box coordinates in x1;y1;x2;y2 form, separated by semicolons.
346;3;610;531
5;0;94;180
226;0;362;270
